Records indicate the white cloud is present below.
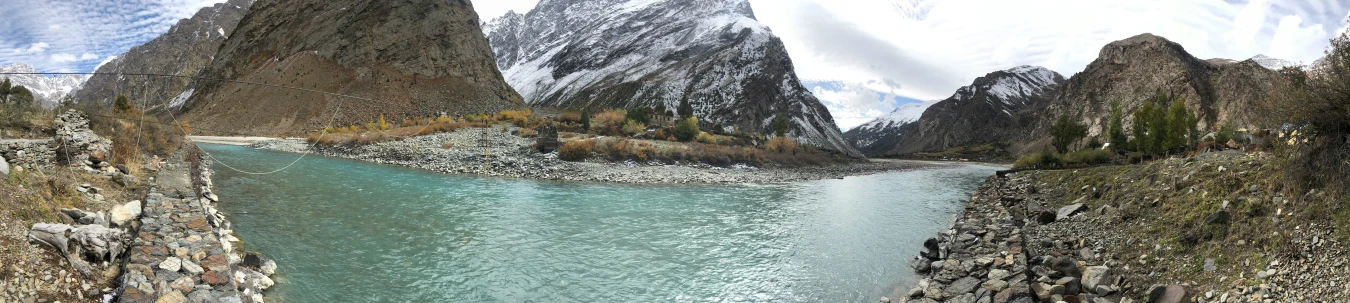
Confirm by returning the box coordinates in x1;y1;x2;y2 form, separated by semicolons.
50;53;77;62
20;42;50;54
749;0;1350;126
0;0;229;73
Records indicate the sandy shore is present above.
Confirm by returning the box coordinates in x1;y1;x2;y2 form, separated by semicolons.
187;136;280;146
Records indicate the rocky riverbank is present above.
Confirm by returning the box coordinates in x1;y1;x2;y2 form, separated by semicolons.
116;147;278;303
897;151;1349;303
244;128;938;184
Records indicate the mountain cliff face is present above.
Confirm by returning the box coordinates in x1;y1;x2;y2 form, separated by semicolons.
71;0;252;109
182;0;523;136
847;66;1063;156
841;99;935;155
0;64;86;107
1021;33;1287;152
485;0;861;156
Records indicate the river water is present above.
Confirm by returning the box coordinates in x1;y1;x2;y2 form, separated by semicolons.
200;144;999;302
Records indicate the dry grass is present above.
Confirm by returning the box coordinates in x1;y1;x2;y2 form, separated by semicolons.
592;109;627;136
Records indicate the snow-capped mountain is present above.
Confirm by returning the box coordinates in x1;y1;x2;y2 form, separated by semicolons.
1249;54;1300;70
845;65;1064;156
0;63;86;107
486;0;861;156
841;99;936;154
71;0;252;108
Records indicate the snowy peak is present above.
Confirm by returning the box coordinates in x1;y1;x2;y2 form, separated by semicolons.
949;65;1062;112
1249;54;1299;70
856;100;938;131
487;0;860;156
0;63;87;107
845;65;1064;156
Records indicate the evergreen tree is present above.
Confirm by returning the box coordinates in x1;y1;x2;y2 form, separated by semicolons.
0;78;11;103
1165;97;1190;151
580;110;591;132
1148;99;1169;154
1107;100;1128;150
677;98;694;118
114;95;136;114
655;103;668;116
771;115;789;137
1132;102;1154;153
7;85;33;108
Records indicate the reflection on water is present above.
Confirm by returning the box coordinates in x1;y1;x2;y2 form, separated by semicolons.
201;144;998;302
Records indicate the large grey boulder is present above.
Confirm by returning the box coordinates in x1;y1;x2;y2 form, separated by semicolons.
1057;203;1089;221
1082;266;1112;292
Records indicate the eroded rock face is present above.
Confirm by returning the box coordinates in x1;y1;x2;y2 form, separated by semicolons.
486;0;860;156
184;0;524;135
71;0;253;108
1020;33;1289;152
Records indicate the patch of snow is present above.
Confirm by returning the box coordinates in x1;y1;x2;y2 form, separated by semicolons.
169;88;195;108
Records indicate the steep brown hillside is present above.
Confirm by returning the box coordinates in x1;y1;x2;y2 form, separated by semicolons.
182;0;524;136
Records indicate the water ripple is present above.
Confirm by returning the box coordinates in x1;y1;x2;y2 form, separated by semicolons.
202;144;998;302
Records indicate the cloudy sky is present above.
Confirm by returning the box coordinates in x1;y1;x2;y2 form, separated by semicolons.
4;0;1347;129
0;0;231;73
479;0;1350;130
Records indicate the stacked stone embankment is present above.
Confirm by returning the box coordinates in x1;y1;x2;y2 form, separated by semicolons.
116;149;277;303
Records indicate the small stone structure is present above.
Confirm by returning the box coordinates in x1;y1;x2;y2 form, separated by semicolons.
536;125;559;153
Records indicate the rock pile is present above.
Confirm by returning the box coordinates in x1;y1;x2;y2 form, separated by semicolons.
51;110;115;174
902;176;1035;303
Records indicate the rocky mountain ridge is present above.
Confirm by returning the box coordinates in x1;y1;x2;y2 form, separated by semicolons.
851;34;1288;156
1021;33;1288;152
485;0;860;156
70;0;253;109
181;0;523;136
0;63;86;107
845;66;1063;156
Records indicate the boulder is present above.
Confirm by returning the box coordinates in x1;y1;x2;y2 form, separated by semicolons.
1204;210;1230;225
0;155;9;175
1148;285;1187;303
947;276;983;295
921;238;943;260
1050;257;1081;278
260;260;278;275
1057;203;1089;221
181;259;204;274
160;256;183;272
1081;266;1112;293
113;173;138;187
987;268;1013;281
1036;211;1057;224
110;200;142;227
241;268;274;290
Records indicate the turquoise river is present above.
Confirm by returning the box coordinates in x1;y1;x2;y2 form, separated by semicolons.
199;143;1001;302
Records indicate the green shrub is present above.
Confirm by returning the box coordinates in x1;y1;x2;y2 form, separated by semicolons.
622;119;645;136
1063;149;1113;165
625;107;650;125
696;132;717;144
675;117;700;141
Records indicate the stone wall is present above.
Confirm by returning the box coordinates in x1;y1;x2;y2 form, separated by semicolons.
116;148;275;303
0;139;54;170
